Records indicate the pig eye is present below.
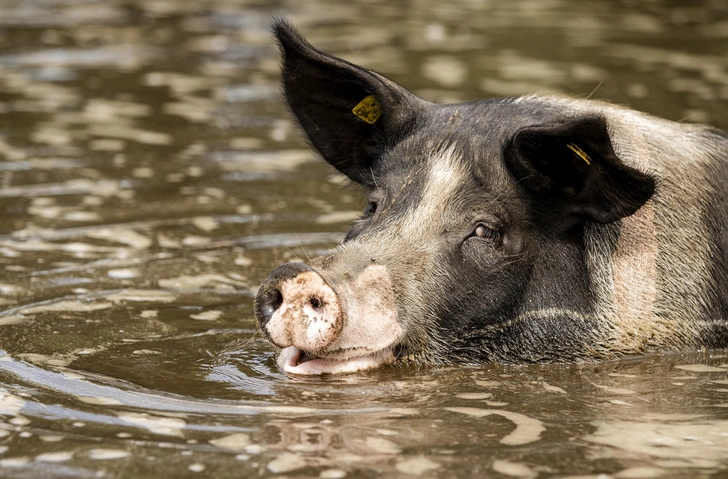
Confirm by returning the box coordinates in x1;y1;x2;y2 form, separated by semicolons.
364;201;378;217
471;223;501;245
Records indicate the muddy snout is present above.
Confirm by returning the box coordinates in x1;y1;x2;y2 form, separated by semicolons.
254;262;344;353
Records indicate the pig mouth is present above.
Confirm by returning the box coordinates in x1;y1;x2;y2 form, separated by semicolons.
277;346;396;375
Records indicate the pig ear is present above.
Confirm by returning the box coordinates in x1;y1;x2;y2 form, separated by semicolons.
274;21;425;187
505;115;655;224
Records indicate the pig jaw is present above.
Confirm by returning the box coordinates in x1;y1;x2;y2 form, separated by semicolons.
255;263;403;375
277;347;396;375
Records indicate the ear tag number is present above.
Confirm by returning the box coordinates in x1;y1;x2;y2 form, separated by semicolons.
566;142;592;166
352;95;381;124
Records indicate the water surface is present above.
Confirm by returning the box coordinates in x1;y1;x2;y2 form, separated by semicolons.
1;0;728;477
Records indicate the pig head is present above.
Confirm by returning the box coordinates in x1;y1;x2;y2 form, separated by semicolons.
255;21;728;374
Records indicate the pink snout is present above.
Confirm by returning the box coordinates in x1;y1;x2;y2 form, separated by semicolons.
254;262;344;353
255;261;403;374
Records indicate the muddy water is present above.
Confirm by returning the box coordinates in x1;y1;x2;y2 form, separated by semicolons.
1;0;728;477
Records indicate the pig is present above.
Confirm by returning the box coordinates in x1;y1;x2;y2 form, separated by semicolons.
254;21;728;375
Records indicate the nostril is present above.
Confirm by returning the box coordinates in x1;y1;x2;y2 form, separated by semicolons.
309;296;324;313
260;288;283;320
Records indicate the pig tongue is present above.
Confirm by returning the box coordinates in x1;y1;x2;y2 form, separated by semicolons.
278;346;395;375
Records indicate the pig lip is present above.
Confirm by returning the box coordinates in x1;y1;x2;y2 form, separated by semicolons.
278;346;395;375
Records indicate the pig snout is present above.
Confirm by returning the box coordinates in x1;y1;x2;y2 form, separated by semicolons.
255;262;404;375
255;262;344;353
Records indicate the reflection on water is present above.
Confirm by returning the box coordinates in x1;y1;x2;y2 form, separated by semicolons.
0;0;727;477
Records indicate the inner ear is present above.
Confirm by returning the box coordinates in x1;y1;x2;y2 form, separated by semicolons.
505;115;655;224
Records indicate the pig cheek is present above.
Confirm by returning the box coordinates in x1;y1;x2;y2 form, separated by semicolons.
461;241;502;269
326;265;403;354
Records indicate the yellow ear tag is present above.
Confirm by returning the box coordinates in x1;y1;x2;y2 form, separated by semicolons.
566;142;592;166
352;95;381;124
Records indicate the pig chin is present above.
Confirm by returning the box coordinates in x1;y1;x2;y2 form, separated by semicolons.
276;347;397;375
255;264;403;375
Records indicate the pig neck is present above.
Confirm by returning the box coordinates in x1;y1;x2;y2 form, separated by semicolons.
523;233;594;315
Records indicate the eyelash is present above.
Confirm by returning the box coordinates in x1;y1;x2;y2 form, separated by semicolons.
470;223;502;245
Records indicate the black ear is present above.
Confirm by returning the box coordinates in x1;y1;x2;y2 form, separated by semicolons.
505;115;655;224
274;21;425;187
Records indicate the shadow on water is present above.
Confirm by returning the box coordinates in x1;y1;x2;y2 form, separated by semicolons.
0;0;727;477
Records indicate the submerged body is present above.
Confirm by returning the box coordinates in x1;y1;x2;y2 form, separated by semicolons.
254;21;728;375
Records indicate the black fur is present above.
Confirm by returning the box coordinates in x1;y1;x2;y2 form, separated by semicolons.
275;21;424;187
